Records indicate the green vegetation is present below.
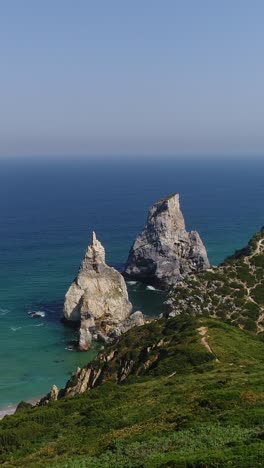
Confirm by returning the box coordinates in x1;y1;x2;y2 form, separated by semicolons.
165;227;264;333
1;316;264;467
1;229;264;467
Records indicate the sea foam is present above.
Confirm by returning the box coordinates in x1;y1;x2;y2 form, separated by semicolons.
0;308;10;316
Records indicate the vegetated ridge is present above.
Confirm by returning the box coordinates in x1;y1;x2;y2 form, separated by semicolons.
164;227;264;334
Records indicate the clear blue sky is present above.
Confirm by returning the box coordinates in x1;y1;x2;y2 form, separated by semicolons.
1;1;264;159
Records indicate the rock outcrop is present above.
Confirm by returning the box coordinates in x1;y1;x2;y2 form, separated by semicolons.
63;232;133;350
108;310;145;339
38;384;59;406
36;314;218;405
124;193;209;289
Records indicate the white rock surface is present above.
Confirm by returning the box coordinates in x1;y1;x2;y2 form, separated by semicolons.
124;193;209;289
63;232;132;350
108;311;145;339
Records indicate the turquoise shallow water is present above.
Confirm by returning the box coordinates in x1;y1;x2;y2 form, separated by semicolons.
0;157;263;407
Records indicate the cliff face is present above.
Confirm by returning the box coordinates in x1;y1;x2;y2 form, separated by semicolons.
124;194;209;289
63;232;133;350
37;311;264;407
38;315;216;404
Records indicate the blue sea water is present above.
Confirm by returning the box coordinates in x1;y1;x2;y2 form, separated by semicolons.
0;157;263;408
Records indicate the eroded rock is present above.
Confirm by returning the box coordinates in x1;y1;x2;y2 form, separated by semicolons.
124;193;209;289
63;232;132;350
109;311;145;339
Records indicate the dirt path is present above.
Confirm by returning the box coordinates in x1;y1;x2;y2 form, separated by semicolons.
255;239;264;254
197;326;219;362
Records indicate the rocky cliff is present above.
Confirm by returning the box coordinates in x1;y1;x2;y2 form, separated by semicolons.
63;232;134;350
37;308;264;407
124;193;209;289
38;315;216;404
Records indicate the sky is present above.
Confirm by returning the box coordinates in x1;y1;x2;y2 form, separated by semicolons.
1;1;264;159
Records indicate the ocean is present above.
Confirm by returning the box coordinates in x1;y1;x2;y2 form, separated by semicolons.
0;157;263;408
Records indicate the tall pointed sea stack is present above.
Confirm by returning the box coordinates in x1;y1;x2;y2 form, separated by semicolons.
124;193;209;289
64;232;132;350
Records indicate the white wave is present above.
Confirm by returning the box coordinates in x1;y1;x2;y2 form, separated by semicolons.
65;346;74;352
0;308;10;316
146;285;157;291
0;406;16;417
28;310;46;318
127;281;137;285
10;323;44;332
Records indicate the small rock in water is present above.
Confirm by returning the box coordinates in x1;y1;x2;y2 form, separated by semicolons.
28;311;45;318
65;345;74;352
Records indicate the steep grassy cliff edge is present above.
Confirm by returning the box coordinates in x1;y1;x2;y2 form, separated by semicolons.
1;315;264;467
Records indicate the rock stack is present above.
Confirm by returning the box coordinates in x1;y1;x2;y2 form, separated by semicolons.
63;232;134;350
124;193;209;289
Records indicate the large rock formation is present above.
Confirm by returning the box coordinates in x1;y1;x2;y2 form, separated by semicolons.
63;232;133;350
124;193;209;289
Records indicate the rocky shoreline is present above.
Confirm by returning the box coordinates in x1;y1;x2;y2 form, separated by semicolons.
0;405;17;419
0;397;40;420
61;193;209;352
0;193;210;412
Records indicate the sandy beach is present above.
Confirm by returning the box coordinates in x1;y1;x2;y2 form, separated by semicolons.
0;404;17;419
0;397;40;420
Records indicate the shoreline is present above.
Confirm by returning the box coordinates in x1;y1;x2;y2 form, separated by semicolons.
0;397;40;420
0;405;17;419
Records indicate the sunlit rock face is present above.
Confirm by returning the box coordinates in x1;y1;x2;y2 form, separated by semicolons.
63;232;132;350
124;193;209;290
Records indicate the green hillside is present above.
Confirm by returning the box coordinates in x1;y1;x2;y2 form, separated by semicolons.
1;315;264;467
164;227;264;334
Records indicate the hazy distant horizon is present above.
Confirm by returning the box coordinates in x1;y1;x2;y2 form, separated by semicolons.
1;1;264;159
1;153;264;165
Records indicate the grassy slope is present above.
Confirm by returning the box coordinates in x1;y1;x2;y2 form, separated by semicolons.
165;227;264;333
1;316;264;467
